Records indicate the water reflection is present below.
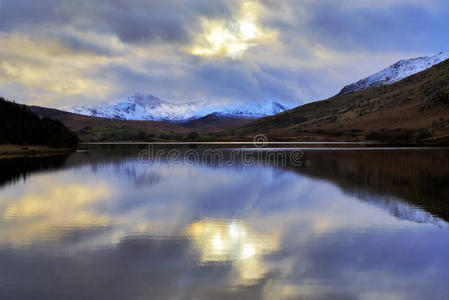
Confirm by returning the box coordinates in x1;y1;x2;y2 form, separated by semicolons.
1;179;111;246
187;219;279;283
288;149;449;222
0;154;68;187
0;147;448;299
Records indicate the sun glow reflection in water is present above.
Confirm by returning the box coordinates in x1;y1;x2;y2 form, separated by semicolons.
186;219;279;282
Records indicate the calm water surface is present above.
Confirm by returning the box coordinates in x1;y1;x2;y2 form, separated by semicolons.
0;146;449;300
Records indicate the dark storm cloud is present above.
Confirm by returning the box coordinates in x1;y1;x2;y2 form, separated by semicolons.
4;0;447;51
308;2;449;52
0;0;72;30
0;0;238;44
264;0;449;53
56;33;120;56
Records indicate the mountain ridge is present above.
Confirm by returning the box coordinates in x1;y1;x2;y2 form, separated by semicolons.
68;94;291;122
339;51;449;95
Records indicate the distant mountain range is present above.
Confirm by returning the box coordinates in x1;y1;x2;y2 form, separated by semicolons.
27;51;449;144
339;51;449;95
67;52;448;124
68;94;290;122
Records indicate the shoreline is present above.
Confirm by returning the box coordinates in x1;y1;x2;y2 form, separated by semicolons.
0;144;73;159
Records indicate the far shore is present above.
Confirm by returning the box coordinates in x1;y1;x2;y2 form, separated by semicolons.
0;144;73;159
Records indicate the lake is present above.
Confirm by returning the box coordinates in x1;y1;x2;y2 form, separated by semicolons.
0;145;449;300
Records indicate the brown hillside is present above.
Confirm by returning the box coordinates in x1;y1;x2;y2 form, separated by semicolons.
29;106;191;142
235;59;449;143
29;106;185;132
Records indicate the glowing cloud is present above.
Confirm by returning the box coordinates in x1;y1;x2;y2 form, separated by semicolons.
191;2;267;58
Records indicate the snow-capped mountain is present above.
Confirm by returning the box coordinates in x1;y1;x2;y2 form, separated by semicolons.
339;51;449;95
68;94;290;122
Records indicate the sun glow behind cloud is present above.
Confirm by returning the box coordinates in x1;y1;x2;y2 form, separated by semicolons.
191;2;267;58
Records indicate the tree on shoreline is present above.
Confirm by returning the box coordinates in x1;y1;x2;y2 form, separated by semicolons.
0;97;78;149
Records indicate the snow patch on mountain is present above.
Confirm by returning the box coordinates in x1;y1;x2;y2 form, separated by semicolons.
68;94;291;122
339;51;449;95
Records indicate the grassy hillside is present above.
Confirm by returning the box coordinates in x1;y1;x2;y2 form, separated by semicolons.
233;59;449;143
0;97;78;149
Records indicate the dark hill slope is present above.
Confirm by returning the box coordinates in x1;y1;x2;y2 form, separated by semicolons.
183;113;254;130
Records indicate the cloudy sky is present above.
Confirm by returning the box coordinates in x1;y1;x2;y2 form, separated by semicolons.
0;0;448;109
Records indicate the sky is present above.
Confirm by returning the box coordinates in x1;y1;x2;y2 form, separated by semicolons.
0;0;448;109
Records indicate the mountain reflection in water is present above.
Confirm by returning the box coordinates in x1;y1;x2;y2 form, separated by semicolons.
0;146;448;300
